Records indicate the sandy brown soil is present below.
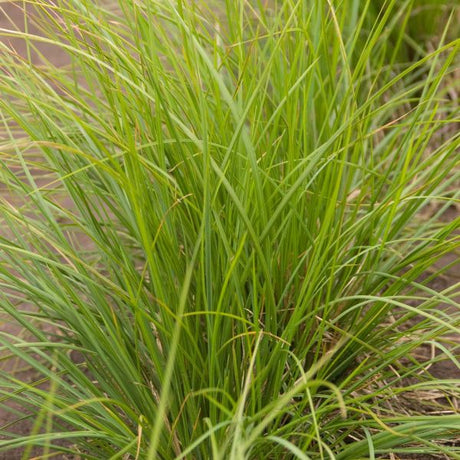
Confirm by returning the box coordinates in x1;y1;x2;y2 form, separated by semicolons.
0;1;69;67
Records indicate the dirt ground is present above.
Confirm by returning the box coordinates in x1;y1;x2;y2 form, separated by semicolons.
0;2;459;459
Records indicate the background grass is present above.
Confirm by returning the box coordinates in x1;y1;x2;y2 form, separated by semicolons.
0;0;459;458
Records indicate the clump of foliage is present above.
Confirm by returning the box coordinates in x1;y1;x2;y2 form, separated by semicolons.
0;0;459;458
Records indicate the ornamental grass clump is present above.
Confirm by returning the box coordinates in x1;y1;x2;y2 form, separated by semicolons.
0;0;459;458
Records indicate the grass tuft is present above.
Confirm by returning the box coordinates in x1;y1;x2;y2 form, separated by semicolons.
0;0;459;458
